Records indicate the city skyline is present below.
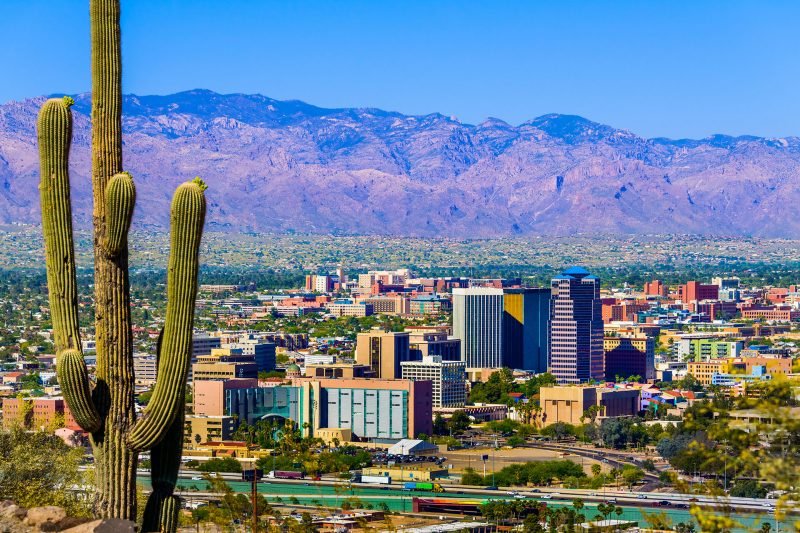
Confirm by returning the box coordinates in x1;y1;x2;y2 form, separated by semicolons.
2;1;798;528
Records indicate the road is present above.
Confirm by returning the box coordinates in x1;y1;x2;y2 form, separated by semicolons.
136;472;793;532
520;442;663;490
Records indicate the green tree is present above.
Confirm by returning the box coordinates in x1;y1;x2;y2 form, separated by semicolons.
729;479;767;499
461;467;485;486
0;428;92;517
621;466;645;488
540;422;575;440
432;413;448;435
599;417;649;449
641;510;673;531
449;410;472;432
197;457;242;473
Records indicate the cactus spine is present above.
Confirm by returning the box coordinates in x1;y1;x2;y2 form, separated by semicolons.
36;1;206;531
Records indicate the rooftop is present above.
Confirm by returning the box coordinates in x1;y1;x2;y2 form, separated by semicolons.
400;522;491;533
563;266;590;278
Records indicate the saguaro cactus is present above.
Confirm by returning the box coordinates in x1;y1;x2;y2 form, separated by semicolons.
36;1;206;531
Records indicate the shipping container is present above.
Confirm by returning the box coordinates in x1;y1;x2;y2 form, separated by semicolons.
268;470;305;479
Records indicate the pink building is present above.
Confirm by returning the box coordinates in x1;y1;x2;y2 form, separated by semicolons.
194;378;258;416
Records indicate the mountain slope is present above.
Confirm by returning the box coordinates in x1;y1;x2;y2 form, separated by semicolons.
1;89;799;237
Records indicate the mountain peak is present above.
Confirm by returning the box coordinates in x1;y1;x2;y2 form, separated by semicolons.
1;90;799;237
524;113;636;144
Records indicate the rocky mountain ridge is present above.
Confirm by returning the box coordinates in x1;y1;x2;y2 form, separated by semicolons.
1;89;799;237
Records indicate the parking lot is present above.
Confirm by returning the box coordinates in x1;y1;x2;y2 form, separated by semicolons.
443;445;605;475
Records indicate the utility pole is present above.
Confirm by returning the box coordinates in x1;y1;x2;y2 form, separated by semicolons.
492;447;496;488
251;471;258;533
723;454;727;493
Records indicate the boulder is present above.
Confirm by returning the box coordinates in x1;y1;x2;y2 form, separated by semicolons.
22;507;66;531
0;502;27;521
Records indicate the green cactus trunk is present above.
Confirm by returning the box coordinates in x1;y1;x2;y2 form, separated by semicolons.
36;1;207;530
89;0;137;519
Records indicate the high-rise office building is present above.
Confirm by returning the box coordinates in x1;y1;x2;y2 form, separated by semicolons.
189;334;222;381
355;330;413;379
548;267;604;384
503;288;551;372
407;330;461;361
604;335;655;381
452;287;504;368
226;338;277;373
401;356;467;408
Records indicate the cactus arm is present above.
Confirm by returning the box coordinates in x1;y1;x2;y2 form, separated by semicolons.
38;97;102;433
142;492;180;533
127;180;206;451
37;97;81;352
140;329;185;532
140;403;185;532
158;496;180;533
57;350;102;432
102;172;136;255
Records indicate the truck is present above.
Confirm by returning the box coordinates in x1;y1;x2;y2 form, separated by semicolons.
242;469;264;482
267;470;305;480
402;482;444;493
355;475;391;485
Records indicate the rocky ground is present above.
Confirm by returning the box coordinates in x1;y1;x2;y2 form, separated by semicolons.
0;502;135;533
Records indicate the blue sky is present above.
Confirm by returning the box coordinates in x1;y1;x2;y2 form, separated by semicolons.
2;0;798;139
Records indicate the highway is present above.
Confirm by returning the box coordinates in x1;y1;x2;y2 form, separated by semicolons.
158;471;783;512
135;471;793;532
519;442;663;488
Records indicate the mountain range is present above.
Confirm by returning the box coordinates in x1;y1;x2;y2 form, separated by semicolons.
1;89;799;237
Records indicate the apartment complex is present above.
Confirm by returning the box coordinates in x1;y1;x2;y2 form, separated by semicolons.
674;336;744;361
741;307;800;322
686;360;730;385
184;415;237;446
1;397;78;431
688;356;792;386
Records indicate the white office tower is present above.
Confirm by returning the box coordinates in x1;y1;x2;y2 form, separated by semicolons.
452;287;504;368
401;356;467;407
